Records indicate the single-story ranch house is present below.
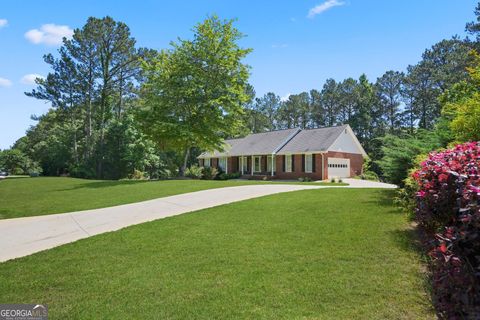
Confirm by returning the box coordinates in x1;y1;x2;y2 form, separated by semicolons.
198;124;367;180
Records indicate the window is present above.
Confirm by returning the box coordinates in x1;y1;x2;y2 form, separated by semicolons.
267;155;276;173
204;158;211;168
219;157;227;171
305;154;313;173
241;156;248;173
254;156;261;173
285;155;292;173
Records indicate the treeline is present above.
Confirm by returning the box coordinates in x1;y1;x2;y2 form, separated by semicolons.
4;15;250;179
243;37;472;166
2;3;480;182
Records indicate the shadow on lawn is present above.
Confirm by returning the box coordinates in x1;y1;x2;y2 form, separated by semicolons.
58;179;152;191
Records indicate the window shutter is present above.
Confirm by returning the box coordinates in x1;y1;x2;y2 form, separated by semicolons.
237;157;240;171
263;156;267;173
283;155;286;172
312;154;316;172
292;155;295;172
302;155;305;172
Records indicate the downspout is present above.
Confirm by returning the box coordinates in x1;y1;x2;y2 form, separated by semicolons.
321;153;325;180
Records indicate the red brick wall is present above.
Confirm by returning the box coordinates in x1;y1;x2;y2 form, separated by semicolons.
326;151;363;178
274;154;325;180
227;156;239;173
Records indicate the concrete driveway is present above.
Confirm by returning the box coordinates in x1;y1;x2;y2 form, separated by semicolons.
0;181;396;262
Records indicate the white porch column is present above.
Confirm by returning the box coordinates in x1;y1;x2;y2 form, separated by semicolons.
271;155;274;176
225;157;228;174
251;156;254;176
241;157;244;175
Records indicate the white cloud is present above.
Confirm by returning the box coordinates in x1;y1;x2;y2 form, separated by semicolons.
308;0;345;18
21;74;45;85
0;19;8;28
0;77;12;87
25;23;73;45
280;93;291;102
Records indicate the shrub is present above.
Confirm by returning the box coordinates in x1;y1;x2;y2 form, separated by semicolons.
298;176;312;182
128;169;148;180
330;177;336;183
185;165;203;179
338;178;343;183
202;167;218;180
411;141;480;318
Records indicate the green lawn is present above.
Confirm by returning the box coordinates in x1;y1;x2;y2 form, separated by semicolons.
0;177;345;219
0;188;433;319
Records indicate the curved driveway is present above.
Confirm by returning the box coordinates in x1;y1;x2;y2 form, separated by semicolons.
0;180;395;262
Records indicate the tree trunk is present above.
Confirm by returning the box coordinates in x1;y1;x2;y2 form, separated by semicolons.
180;147;190;177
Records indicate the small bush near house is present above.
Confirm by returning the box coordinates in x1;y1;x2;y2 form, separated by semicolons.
216;172;241;180
298;176;312;182
202;167;218;180
185;165;203;179
128;169;148;180
330;177;336;183
411;141;480;318
338;178;343;183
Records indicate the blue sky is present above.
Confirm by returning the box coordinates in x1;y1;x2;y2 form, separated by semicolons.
0;0;476;149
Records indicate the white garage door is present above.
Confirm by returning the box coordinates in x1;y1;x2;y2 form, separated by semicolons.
328;158;350;178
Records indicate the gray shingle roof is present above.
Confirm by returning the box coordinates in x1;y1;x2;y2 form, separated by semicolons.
228;128;299;156
198;138;243;158
198;125;348;158
276;125;347;154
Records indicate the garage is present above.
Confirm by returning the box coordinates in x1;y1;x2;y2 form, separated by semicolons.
327;157;350;178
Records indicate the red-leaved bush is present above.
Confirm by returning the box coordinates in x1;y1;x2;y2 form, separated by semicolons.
412;141;480;319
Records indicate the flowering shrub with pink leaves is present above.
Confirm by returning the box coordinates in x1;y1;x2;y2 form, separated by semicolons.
412;141;480;319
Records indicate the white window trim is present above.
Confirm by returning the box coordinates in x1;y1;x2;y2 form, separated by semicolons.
242;156;248;173
305;154;313;173
219;157;227;172
204;158;211;168
285;155;292;173
253;156;262;173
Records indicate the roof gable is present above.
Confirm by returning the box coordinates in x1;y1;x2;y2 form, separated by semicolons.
276;125;347;154
327;125;367;157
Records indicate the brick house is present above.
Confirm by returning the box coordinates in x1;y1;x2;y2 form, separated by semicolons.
197;125;367;180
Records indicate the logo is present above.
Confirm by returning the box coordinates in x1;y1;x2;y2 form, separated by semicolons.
0;304;48;320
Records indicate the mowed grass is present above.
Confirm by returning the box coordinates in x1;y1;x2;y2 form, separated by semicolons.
0;189;433;319
0;177;344;219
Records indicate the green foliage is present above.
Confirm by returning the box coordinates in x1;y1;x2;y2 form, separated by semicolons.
0;149;41;176
439;50;480;143
376;131;442;186
139;15;252;174
298;176;312;182
185;165;203;179
24;16;146;179
215;172;241;180
127;170;148;180
330;177;336;183
201;166;219;180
